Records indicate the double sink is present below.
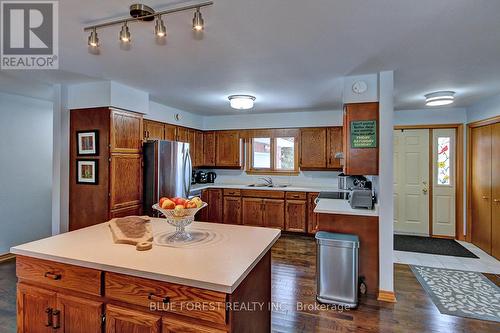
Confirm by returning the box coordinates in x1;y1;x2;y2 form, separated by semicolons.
246;183;288;188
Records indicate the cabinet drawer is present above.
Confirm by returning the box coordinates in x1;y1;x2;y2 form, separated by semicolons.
16;256;102;296
163;317;227;333
223;189;241;196
286;192;306;200
106;272;227;325
241;189;284;199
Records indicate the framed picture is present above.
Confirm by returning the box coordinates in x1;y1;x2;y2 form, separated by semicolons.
77;130;99;156
77;160;98;185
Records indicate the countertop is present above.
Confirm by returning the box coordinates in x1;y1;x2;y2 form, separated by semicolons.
190;183;341;193
314;198;379;217
10;220;281;294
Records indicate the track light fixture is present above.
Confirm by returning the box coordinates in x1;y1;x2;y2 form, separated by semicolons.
83;2;213;51
120;22;131;43
88;27;99;47
192;8;204;31
154;15;166;37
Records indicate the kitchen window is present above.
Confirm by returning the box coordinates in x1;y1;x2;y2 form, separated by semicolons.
247;135;299;174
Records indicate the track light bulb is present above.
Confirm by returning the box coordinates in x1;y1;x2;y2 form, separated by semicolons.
192;8;204;31
88;28;99;47
120;22;131;43
154;16;166;37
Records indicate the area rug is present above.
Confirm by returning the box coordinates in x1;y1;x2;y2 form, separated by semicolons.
395;234;478;258
411;265;500;323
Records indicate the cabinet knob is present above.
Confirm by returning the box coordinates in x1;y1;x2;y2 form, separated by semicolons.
494;199;499;203
482;196;489;200
44;272;62;280
148;293;170;304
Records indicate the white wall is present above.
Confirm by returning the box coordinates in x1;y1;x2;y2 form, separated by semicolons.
394;108;467;126
467;93;500;123
148;101;204;129
0;92;53;253
203;110;343;130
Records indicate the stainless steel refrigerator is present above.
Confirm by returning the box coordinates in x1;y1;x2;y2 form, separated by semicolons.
143;140;192;216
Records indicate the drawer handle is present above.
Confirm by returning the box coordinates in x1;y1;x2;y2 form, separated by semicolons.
292;195;299;198
44;272;62;280
52;310;60;329
148;293;170;304
45;308;53;327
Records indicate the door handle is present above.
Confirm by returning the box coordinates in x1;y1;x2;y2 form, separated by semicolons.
482;196;489;200
494;199;499;203
52;310;60;329
422;181;428;194
45;308;53;327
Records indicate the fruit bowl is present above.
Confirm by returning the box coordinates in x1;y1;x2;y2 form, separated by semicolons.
152;202;207;242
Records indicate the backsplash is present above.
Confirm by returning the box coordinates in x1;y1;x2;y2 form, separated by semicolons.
194;169;341;188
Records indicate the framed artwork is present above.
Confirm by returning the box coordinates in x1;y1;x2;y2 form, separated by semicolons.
77;160;98;185
77;130;99;156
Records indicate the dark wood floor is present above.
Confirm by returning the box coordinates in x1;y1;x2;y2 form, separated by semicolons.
1;234;499;332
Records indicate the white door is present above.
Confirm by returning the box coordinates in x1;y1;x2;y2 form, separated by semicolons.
394;129;430;236
432;129;456;237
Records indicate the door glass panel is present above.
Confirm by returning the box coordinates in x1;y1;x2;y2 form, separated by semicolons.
275;137;295;170
252;138;271;168
437;137;451;185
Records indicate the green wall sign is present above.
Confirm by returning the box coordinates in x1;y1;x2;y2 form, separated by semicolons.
350;120;377;148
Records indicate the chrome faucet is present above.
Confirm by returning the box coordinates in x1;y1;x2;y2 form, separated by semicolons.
258;177;273;186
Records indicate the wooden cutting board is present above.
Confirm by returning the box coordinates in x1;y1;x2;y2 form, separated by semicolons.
109;216;153;251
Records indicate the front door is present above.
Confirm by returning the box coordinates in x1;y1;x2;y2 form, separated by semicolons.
394;129;430;236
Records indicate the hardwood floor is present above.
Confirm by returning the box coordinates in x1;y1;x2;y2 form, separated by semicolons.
1;233;499;332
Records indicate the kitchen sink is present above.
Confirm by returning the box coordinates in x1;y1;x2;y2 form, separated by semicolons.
247;184;289;188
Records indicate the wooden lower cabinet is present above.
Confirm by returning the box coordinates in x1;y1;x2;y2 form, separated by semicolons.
17;284;56;333
57;294;103;333
207;189;223;222
241;198;284;229
307;193;320;234
242;198;264;227
285;200;307;232
223;196;241;225
106;305;161;333
162;318;226;333
264;199;285;229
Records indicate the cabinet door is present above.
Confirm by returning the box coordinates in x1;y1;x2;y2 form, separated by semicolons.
195;130;204;167
491;123;500;259
177;127;189;143
300;128;327;168
242;198;263;226
203;131;216;166
471;125;492;253
57;293;103;333
17;283;57;333
327;127;343;169
164;124;177;141
207;189;223;223
286;200;307;232
223;196;241;225
307;192;320;234
110;154;142;210
197;190;209;221
110;109;142;153
143;120;164;141
216;131;241;167
105;305;160;333
163;318;226;333
264;199;285;229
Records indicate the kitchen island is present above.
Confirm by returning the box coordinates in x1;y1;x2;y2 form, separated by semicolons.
11;220;280;333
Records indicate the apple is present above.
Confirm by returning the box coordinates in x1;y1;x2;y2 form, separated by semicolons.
174;205;185;217
171;197;187;206
159;197;168;207
161;198;175;209
184;200;197;209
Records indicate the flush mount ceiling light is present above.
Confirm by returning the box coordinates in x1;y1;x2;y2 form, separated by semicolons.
228;95;256;110
425;91;455;106
84;1;213;51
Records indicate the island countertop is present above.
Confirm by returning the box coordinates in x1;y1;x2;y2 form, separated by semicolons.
10;220;281;293
314;198;379;217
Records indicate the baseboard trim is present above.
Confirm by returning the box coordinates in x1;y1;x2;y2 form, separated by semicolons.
0;253;16;263
377;290;397;303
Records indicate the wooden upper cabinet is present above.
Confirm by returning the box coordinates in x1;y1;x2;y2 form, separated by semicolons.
300;128;327;169
343;103;379;175
264;199;285;229
177;126;189;143
143;120;164;141
286;200;307;232
327;127;343;169
492;123;500;259
216;131;241;168
223;196;241;225
105;305;161;333
110;109;143;153
17;283;57;333
110;154;142;211
57;294;103;333
203;131;216;167
242;198;264;226
195;130;204;167
164;124;177;141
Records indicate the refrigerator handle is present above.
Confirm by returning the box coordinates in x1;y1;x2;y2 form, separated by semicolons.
186;151;193;196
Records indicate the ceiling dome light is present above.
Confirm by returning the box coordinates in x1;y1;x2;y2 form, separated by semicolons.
425;91;455;106
154;15;166;37
88;28;99;47
119;22;131;43
228;95;256;110
192;8;204;31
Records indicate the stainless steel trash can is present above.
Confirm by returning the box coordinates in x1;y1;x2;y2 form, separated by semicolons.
316;231;359;308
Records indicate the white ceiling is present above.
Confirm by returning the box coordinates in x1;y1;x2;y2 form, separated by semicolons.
8;0;500;115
